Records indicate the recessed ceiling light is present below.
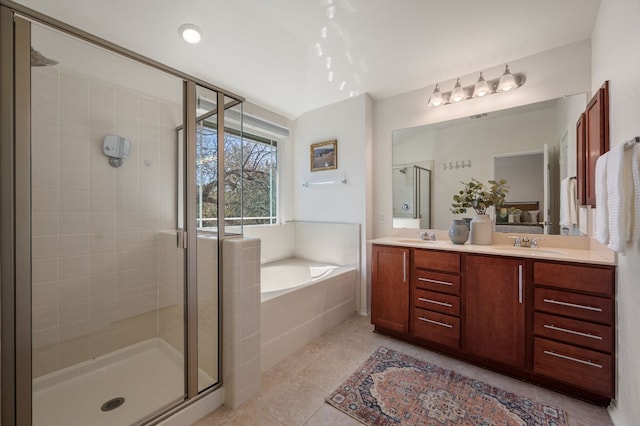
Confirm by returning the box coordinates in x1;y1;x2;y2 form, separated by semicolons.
179;24;202;44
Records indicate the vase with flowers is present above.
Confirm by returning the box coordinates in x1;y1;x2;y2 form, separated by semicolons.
450;178;509;245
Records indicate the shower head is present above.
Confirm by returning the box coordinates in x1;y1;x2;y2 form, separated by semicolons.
30;47;58;67
399;167;407;174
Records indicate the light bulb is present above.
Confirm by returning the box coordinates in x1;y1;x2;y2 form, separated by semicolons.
428;84;443;107
451;78;465;103
473;72;490;97
497;65;517;92
179;24;202;44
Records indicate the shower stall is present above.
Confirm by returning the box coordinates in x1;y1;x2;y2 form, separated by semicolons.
392;165;432;229
1;3;241;424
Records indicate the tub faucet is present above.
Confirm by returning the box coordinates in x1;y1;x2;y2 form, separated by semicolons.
419;231;436;241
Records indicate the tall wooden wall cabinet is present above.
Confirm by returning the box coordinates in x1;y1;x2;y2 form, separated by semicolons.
577;81;609;206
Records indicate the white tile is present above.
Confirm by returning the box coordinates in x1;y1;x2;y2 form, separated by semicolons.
59;255;89;280
60;190;89;213
32;68;59;99
60;168;90;191
140;98;160;123
32;212;59;237
32;118;59;146
116;89;139;117
33;327;58;349
32;94;59;122
32;166;59;191
59;212;89;235
89;252;116;275
61;72;89;106
33;282;58;307
89;272;117;296
59;277;89;302
90;191;116;212
90;81;116;112
90;171;116;192
60;123;90;147
89;212;116;233
89;232;115;254
32;189;59;213
59;143;89;171
59;299;89;325
32;236;59;259
90;108;116;133
32;258;58;283
32;304;57;332
32;143;59;167
60;101;89;127
59;320;90;341
58;234;89;257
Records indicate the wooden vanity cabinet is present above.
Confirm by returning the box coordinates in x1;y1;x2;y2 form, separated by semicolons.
577;81;609;207
411;249;461;348
371;245;410;333
370;244;616;403
465;255;526;368
532;261;615;398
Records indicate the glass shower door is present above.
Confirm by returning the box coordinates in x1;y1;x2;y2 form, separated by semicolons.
29;21;187;425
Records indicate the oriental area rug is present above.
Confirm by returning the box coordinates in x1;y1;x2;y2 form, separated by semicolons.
327;347;569;426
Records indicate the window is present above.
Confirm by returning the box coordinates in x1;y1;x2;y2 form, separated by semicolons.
196;121;277;229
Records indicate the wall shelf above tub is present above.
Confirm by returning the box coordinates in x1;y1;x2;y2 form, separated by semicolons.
302;176;347;187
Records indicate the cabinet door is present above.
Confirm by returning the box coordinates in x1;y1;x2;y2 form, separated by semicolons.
576;113;586;205
371;245;410;333
584;81;609;206
465;255;526;368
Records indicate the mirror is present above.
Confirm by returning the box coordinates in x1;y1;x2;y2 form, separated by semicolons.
392;94;586;235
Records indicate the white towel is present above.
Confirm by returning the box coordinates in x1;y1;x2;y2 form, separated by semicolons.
595;153;609;244
606;142;628;253
631;144;640;241
559;177;578;226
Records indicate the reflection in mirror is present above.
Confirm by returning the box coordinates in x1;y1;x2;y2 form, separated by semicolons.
392;163;432;229
392;94;586;235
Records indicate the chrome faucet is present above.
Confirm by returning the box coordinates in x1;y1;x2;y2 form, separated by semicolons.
508;235;541;248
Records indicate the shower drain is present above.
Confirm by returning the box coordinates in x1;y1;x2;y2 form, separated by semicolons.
101;397;125;412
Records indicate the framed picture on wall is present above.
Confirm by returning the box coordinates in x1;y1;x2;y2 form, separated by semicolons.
310;139;337;172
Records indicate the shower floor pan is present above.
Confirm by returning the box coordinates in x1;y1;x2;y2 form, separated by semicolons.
33;337;213;426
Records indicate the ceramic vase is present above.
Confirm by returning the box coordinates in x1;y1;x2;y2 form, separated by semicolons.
469;214;492;245
448;219;469;244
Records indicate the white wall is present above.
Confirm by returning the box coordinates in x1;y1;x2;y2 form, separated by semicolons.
292;94;372;314
591;0;640;424
372;40;592;238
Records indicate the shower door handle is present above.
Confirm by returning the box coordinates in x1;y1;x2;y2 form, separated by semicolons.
177;230;187;249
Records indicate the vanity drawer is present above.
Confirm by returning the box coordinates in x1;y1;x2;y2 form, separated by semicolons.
534;262;614;297
534;337;613;398
412;308;460;348
414;270;460;295
534;288;613;325
534;312;612;353
414;249;460;273
414;289;460;316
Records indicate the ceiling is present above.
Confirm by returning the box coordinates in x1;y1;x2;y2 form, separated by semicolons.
14;0;601;119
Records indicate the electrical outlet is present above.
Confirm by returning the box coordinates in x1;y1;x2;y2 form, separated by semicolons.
379;212;385;223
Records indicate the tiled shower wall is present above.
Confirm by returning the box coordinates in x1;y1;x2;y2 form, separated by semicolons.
31;66;181;377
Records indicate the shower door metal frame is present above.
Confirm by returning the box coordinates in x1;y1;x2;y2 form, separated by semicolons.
0;0;244;423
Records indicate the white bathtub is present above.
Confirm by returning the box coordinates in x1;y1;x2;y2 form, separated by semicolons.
260;257;357;371
261;258;355;301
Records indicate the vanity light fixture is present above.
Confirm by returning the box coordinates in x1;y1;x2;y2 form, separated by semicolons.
179;24;202;44
428;64;525;108
428;84;444;107
473;72;490;97
450;78;466;103
497;64;517;92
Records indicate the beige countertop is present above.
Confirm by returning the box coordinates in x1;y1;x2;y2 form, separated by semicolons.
369;236;616;266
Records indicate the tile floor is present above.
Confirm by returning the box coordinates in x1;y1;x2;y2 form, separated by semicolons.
195;314;613;426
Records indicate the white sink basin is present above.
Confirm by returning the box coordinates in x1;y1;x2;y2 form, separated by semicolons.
396;238;446;244
497;247;567;256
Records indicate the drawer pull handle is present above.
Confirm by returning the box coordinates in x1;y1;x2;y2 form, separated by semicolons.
543;298;603;312
543;324;603;340
418;316;453;329
417;297;453;308
403;252;407;283
418;277;453;287
543;350;603;369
